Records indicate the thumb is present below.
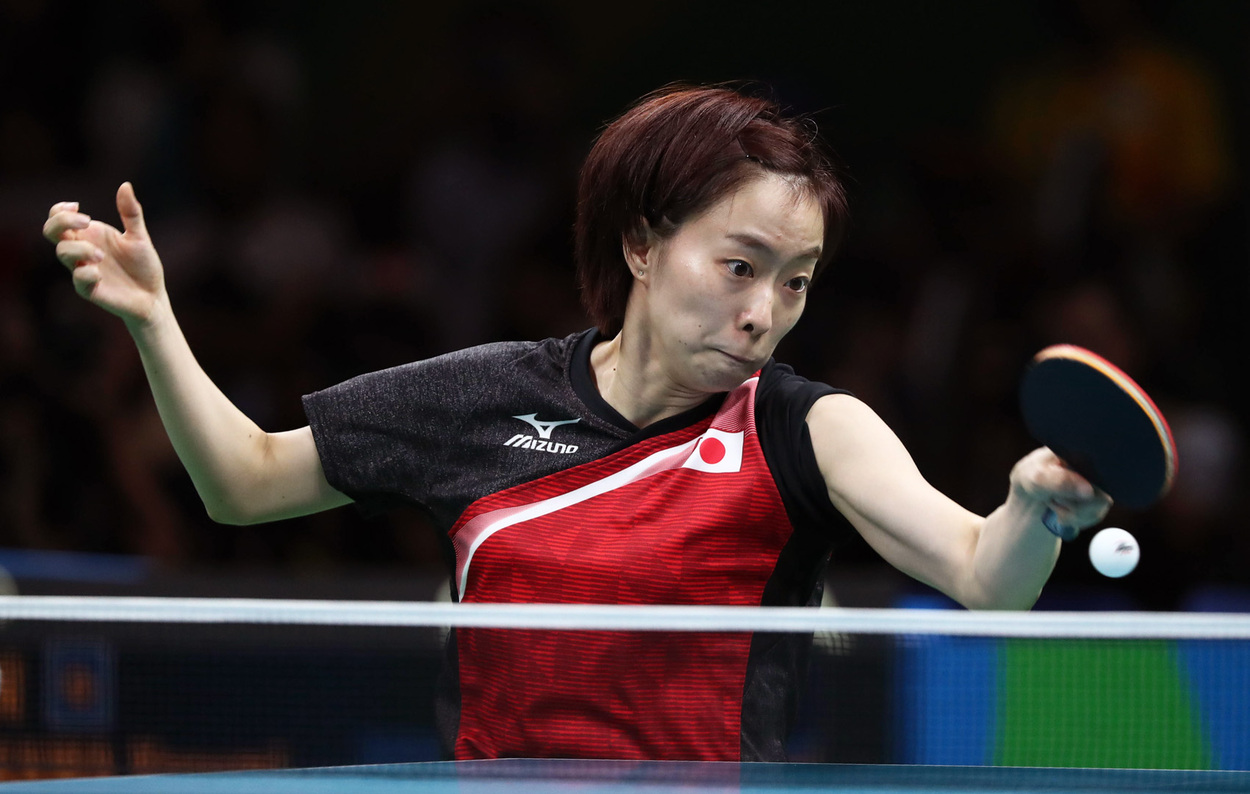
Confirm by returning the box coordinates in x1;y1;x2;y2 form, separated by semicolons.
115;181;149;240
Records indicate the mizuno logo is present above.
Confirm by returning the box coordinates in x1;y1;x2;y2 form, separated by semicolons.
504;413;581;454
512;413;580;439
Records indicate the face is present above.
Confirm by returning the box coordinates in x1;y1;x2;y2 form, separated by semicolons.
625;171;824;393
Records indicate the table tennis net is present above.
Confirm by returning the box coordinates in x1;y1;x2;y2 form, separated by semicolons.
0;597;1245;780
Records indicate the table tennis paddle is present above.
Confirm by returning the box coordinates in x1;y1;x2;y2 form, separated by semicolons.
1018;344;1177;541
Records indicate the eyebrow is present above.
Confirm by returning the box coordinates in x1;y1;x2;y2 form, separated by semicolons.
726;232;822;261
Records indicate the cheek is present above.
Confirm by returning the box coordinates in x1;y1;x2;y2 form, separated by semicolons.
774;294;806;330
664;296;718;344
656;272;723;330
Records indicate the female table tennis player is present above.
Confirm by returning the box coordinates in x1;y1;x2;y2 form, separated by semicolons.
43;84;1109;762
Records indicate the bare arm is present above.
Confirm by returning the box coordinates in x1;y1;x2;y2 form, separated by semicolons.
43;183;351;525
807;393;1110;610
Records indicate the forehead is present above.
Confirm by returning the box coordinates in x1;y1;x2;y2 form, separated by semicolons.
687;172;824;256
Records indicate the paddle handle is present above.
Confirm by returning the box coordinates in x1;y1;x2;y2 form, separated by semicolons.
1042;509;1080;542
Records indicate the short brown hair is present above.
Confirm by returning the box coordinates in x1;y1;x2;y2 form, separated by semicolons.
574;83;850;336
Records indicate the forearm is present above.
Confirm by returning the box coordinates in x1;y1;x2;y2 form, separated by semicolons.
43;187;340;525
967;489;1061;610
809;395;1092;612
964;446;1111;609
127;297;274;524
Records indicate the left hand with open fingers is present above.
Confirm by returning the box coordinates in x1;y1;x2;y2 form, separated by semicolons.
1010;447;1113;537
40;182;168;328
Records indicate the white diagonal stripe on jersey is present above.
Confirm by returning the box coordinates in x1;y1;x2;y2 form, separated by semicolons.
455;435;701;596
454;376;759;597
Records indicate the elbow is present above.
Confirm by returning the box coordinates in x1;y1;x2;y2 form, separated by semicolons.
958;583;1042;612
946;566;1043;610
204;502;247;526
199;459;273;526
203;495;264;526
966;597;1039;612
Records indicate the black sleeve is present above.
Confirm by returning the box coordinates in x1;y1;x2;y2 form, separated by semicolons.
755;361;856;544
301;341;530;516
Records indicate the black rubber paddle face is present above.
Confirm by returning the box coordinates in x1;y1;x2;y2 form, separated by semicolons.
1020;345;1176;511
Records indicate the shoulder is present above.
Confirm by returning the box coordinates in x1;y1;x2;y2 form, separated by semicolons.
806;390;875;419
401;337;562;378
806;391;891;440
750;362;858;541
309;333;583;402
442;333;584;369
806;392;911;485
755;360;850;423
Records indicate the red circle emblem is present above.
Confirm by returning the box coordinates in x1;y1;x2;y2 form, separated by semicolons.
698;437;726;465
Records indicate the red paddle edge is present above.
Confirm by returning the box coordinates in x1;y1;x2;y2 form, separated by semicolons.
1031;344;1178;501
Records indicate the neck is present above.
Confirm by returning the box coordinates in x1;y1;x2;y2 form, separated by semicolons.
590;330;712;428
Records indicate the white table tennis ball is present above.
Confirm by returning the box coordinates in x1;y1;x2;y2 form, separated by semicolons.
1088;527;1140;578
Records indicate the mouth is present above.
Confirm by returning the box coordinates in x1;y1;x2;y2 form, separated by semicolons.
716;349;757;367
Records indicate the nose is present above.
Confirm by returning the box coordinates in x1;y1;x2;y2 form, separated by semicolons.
739;283;773;337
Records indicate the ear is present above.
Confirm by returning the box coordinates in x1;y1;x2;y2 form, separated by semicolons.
621;219;657;280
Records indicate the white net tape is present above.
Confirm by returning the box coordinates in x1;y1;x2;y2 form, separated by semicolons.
0;596;1247;638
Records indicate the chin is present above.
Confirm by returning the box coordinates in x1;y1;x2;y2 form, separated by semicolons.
697;363;756;393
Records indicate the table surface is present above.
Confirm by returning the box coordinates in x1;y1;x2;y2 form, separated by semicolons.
0;760;1245;794
1;759;1248;794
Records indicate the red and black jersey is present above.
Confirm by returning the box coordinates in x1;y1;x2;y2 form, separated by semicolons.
303;329;854;761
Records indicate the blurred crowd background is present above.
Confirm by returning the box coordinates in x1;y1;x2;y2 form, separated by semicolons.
0;0;1246;610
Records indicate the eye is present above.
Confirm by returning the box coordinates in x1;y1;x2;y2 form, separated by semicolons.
727;260;754;278
786;276;811;293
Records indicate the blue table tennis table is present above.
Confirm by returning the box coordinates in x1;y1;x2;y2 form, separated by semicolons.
0;759;1247;793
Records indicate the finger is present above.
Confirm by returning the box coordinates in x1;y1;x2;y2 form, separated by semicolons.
47;201;79;219
1060;470;1096;500
55;240;104;270
1033;452;1096;500
72;263;102;298
115;182;148;240
1046;489;1112;529
42;210;92;243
